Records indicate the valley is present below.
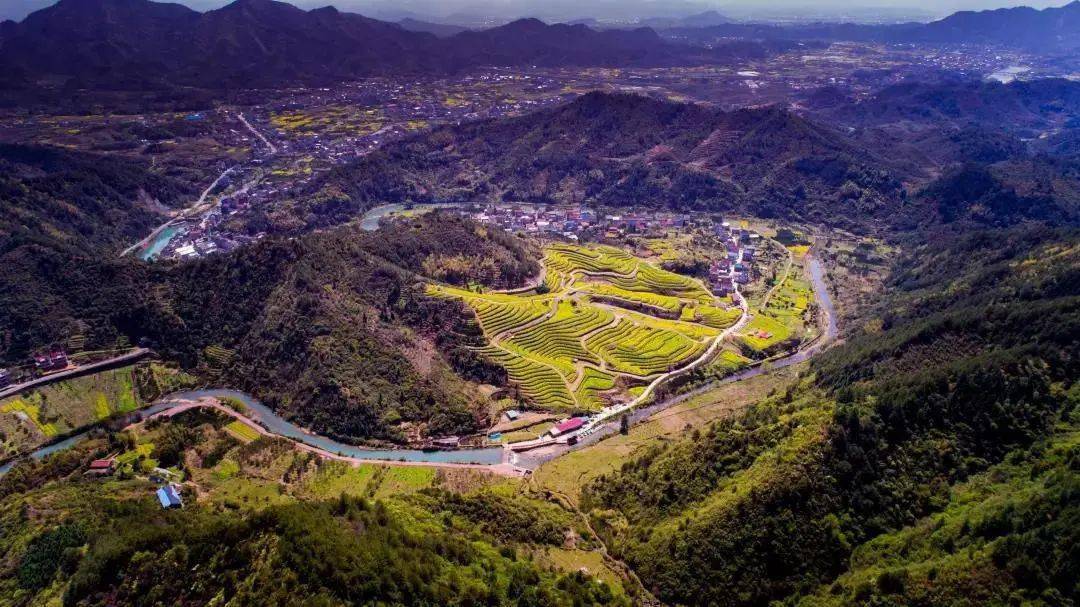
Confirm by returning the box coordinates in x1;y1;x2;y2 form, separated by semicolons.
0;0;1077;605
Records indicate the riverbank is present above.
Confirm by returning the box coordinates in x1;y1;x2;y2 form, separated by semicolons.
144;398;526;476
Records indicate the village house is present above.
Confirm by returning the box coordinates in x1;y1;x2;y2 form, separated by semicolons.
85;457;116;477
156;484;184;509
432;436;461;449
34;350;68;372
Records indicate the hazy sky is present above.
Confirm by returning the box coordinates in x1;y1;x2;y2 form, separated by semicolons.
1;0;1073;23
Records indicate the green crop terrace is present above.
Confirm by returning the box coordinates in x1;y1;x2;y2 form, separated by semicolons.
428;243;743;412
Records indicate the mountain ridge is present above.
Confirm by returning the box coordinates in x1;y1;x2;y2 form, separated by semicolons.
669;1;1080;52
0;0;769;88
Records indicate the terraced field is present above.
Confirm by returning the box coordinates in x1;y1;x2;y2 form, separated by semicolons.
581;283;683;315
574;368;618;411
607;263;714;302
429;243;741;412
472;298;552;335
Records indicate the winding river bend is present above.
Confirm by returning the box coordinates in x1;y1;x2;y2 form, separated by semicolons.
151;389;505;465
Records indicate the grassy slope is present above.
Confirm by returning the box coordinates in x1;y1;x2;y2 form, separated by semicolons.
800;411;1080;606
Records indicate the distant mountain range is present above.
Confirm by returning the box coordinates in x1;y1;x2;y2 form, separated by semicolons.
0;0;769;89
395;17;469;38
3;0;1077;90
670;1;1080;53
569;10;730;30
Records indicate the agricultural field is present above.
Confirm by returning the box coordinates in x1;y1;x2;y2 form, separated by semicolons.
430;243;740;413
0;366;146;458
736;244;818;355
224;420;261;443
270;105;384;137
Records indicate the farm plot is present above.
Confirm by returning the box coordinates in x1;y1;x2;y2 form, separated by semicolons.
225;420;262;443
581;283;684;315
607;263;714;302
432;243;738;412
574;368;618;411
545;243;637;276
694;304;744;330
479;346;576;410
503;301;611;377
586;319;705;377
738;314;792;352
0;366;145;457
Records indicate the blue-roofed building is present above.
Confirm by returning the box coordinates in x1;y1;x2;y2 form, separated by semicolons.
156;484;183;509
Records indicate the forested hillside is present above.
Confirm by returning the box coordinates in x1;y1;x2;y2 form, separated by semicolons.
0;213;536;443
580;225;1079;606
271;92;908;234
0;144;192;254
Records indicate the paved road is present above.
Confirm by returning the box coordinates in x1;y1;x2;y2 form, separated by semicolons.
0;349;152;401
237;112;277;154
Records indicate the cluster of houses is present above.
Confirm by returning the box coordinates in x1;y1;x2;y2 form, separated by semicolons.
468;204;693;240
708;222;760;295
0;349;71;389
34;349;69;372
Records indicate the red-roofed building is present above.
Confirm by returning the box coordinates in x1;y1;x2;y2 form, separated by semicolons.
550;417;585;437
86;458;116;476
34;349;68;372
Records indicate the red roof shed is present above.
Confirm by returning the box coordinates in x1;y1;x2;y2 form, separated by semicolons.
552;418;586;436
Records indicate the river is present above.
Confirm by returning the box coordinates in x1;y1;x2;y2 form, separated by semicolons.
1;389;505;476
138;223;185;261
